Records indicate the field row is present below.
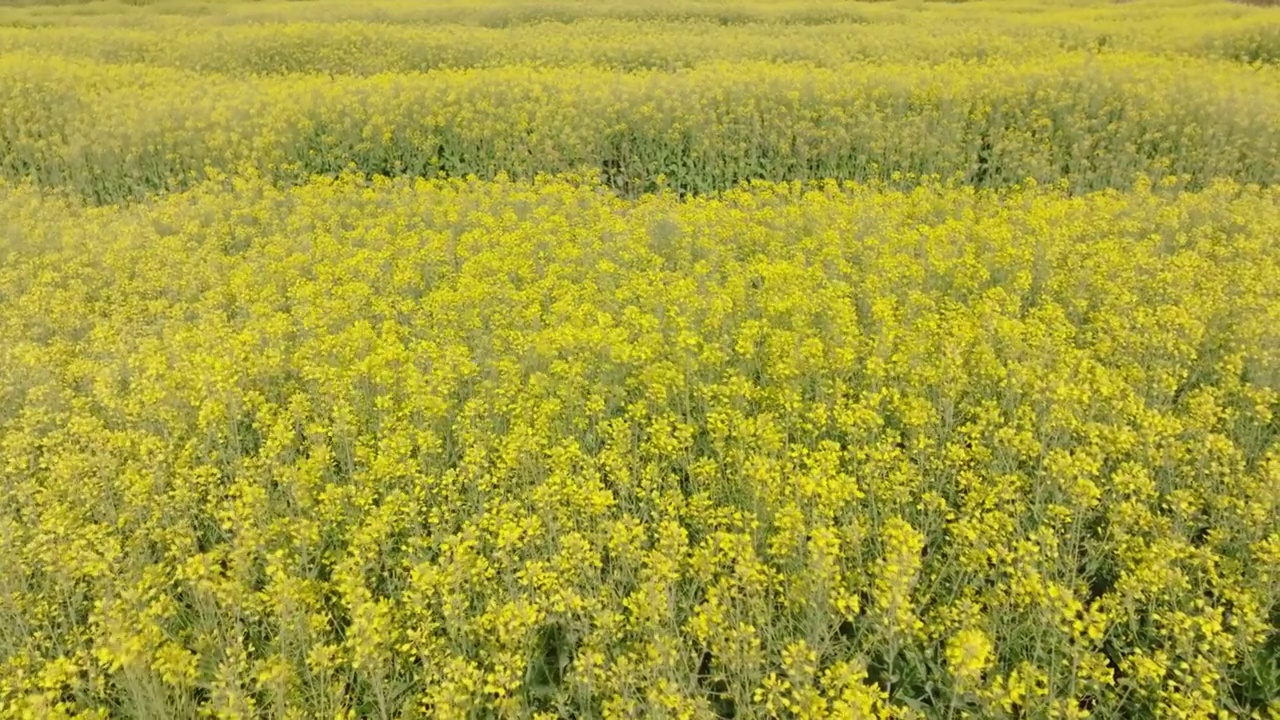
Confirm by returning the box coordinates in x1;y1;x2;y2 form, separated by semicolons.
2;54;1277;202
0;13;1275;74
2;176;1278;717
3;0;1276;37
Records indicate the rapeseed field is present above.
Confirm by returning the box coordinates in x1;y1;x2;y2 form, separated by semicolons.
0;1;1277;719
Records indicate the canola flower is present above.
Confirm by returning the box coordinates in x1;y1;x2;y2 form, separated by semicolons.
1;0;1279;717
0;5;1276;75
0;173;1277;718
0;52;1277;202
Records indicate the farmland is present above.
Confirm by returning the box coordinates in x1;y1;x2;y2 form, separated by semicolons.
0;1;1278;719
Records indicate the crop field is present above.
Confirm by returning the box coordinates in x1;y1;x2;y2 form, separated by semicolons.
1;1;1279;719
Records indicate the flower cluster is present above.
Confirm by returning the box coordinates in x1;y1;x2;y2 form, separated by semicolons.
0;173;1276;718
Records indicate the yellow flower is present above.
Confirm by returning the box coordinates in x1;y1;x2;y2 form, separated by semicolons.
946;628;994;688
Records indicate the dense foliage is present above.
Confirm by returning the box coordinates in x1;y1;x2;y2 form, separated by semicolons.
0;1;1277;719
1;54;1278;202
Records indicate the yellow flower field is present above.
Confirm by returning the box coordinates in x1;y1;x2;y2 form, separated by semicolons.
0;1;1277;719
